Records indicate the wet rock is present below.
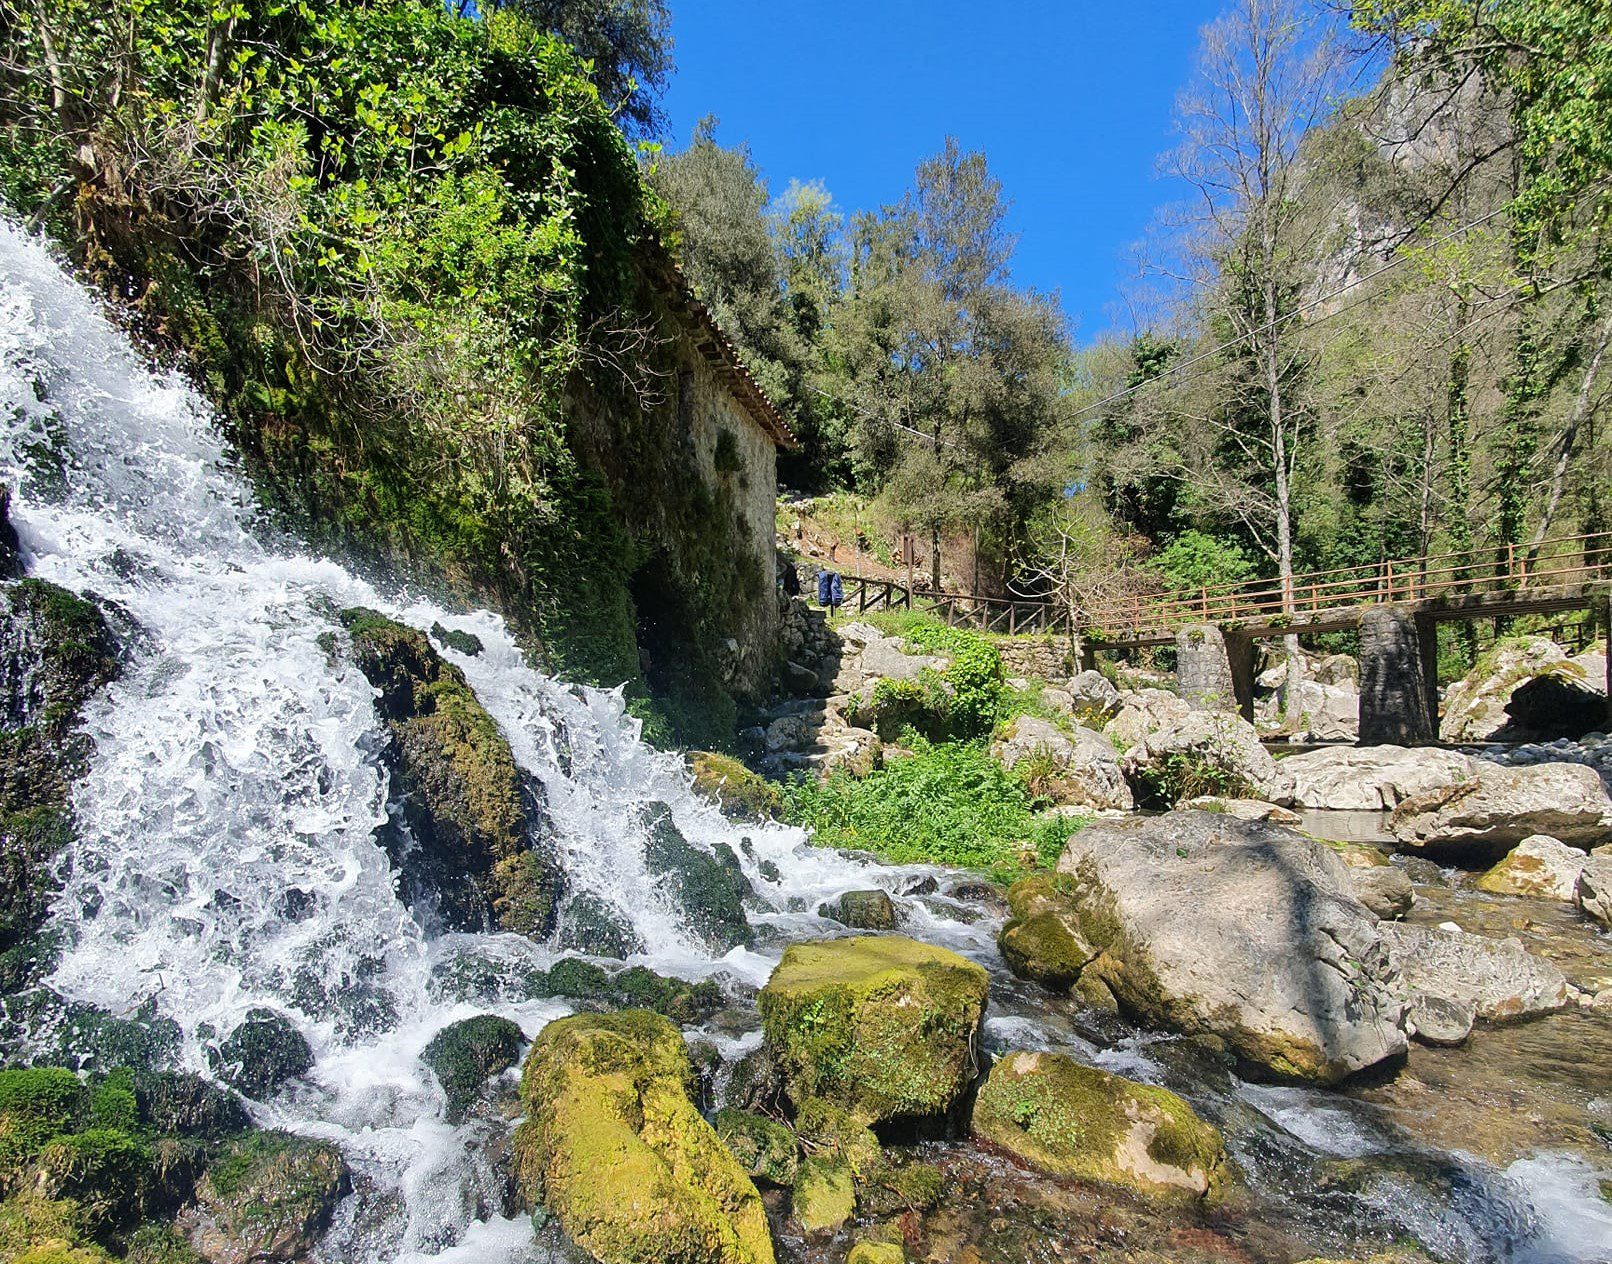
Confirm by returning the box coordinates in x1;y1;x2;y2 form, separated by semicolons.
338;609;563;938
1388;762;1612;860
182;1132;349;1264
0;486;20;579
132;1071;249;1139
556;892;642;958
1573;855;1612;926
759;936;988;1125
818;889;897;930
421;1014;524;1123
790;1097;880;1233
997;872;1097;992
1380;922;1570;1022
971;1050;1229;1199
428;622;483;657
1475;834;1589;901
639;802;754;951
1405;993;1475;1047
1054;812;1408;1084
1102;688;1193;753
990;716;1133;811
208;1010;312;1099
688;751;782;821
536;957;723;1025
846;1243;905;1264
1181;796;1301;823
512;1010;774;1264
1121;710;1279;806
1348;865;1414;920
1273;745;1477;811
713;1108;799;1188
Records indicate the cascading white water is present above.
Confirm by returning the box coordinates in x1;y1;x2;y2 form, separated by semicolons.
0;219;987;1262
4;217;1608;1264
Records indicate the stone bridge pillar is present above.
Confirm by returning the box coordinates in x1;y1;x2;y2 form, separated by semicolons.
1175;623;1253;718
1358;604;1437;745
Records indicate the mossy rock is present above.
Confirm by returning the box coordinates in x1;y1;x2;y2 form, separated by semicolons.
557;892;643;959
182;1131;349;1264
534;958;723;1025
131;1071;249;1141
847;1244;905;1264
639;803;754;952
512;1010;774;1264
688;753;782;822
338;608;563;937
713;1109;798;1188
856;1157;944;1216
0;1193;112;1264
970;1051;1229;1200
817;889;897;931
422;1014;524;1123
997;873;1095;992
207;1009;312;1099
790;1155;854;1236
759;936;988;1126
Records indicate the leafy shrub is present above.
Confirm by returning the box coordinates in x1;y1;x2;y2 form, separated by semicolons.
1148;531;1256;594
782;739;1084;883
943;637;1005;739
1132;752;1253;806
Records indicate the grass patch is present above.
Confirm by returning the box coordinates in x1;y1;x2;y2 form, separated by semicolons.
782;738;1085;884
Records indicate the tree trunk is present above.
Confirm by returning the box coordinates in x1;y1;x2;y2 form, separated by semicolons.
1261;276;1304;727
1527;303;1611;564
929;525;941;591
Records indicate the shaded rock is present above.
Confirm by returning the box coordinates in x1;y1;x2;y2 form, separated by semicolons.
183;1132;348;1264
132;1071;249;1140
1380;922;1570;1022
1442;636;1604;741
1181;796;1301;824
1313;654;1359;687
1054;812;1408;1084
1273;746;1477;811
1574;855;1612;926
0;486;20;579
1388;762;1612;860
759;936;988;1125
512;1010;774;1264
991;716;1133;811
997;872;1097;992
422;1014;524;1123
688;752;782;821
639;802;754;951
339;609;563;937
790;1097;880;1232
818;889;897;931
207;1010;312;1099
1348;865;1414;920
971;1050;1229;1199
1122;710;1278;805
1103;688;1193;753
1475;834;1589;901
713;1109;798;1188
1405;993;1475;1047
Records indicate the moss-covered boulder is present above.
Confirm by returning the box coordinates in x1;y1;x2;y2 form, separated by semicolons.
181;1131;348;1264
0;1191;114;1263
688;753;782;822
971;1051;1229;1199
533;957;724;1025
712;1109;798;1188
512;1010;774;1264
759;936;988;1126
338;609;563;937
422;1014;524;1123
639;803;754;951
846;1243;905;1264
791;1156;854;1236
997;873;1097;992
207;1010;312;1099
556;892;643;958
817;889;897;931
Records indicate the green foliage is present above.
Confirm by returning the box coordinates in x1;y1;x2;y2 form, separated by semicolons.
942;636;1005;739
782;738;1082;884
1132;752;1253;808
1147;531;1255;595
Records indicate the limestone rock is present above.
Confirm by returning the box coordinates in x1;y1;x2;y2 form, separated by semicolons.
1285;681;1360;742
183;1132;349;1264
1441;635;1605;741
814;727;882;779
990;716;1133;811
1181;797;1301;824
997;872;1097;991
1475;835;1589;901
759;936;988;1124
1273;746;1477;811
818;889;898;930
1388;762;1612;860
1066;669;1122;720
1054;812;1408;1084
1348;865;1414;921
1405;993;1475;1047
1122;709;1279;805
972;1051;1229;1199
1575;855;1612;926
1380;922;1570;1022
1104;688;1193;753
513;1010;774;1264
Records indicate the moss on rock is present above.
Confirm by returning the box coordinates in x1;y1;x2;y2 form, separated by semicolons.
639;803;754;952
970;1051;1229;1200
712;1109;798;1188
688;753;782;822
790;1157;854;1236
846;1243;905;1264
758;936;988;1126
207;1010;312;1099
182;1131;348;1264
817;890;897;931
512;1010;774;1264
0;1192;112;1264
421;1014;524;1123
997;873;1096;992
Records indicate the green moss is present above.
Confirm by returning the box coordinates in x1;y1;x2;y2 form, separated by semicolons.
0;1194;111;1264
422;1015;525;1123
970;1051;1228;1200
846;1242;906;1264
0;1068;86;1175
430;623;485;657
533;957;723;1024
639;803;754;951
758;936;988;1125
997;873;1095;992
513;1010;774;1264
790;1156;854;1236
792;1098;881;1177
712;1110;799;1188
192;1131;348;1260
32;1129;155;1228
688;753;782;822
207;1010;312;1099
858;1159;943;1216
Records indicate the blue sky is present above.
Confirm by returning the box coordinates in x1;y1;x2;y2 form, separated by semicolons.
660;0;1226;344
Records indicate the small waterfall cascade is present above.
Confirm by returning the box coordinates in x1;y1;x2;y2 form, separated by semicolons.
2;218;1607;1264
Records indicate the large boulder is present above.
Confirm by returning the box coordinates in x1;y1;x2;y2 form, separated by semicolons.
1574;855;1612;926
1103;688;1193;753
1272;746;1477;811
1053;812;1408;1084
513;1010;774;1264
997;873;1098;992
1474;835;1590;901
1122;710;1279;805
1441;636;1605;741
1388;762;1612;860
1380;923;1570;1024
990;716;1133;811
339;609;563;937
182;1132;349;1264
759;936;988;1125
1066;669;1122;721
971;1051;1229;1199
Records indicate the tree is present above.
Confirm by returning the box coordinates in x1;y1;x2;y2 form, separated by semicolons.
478;0;673;136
